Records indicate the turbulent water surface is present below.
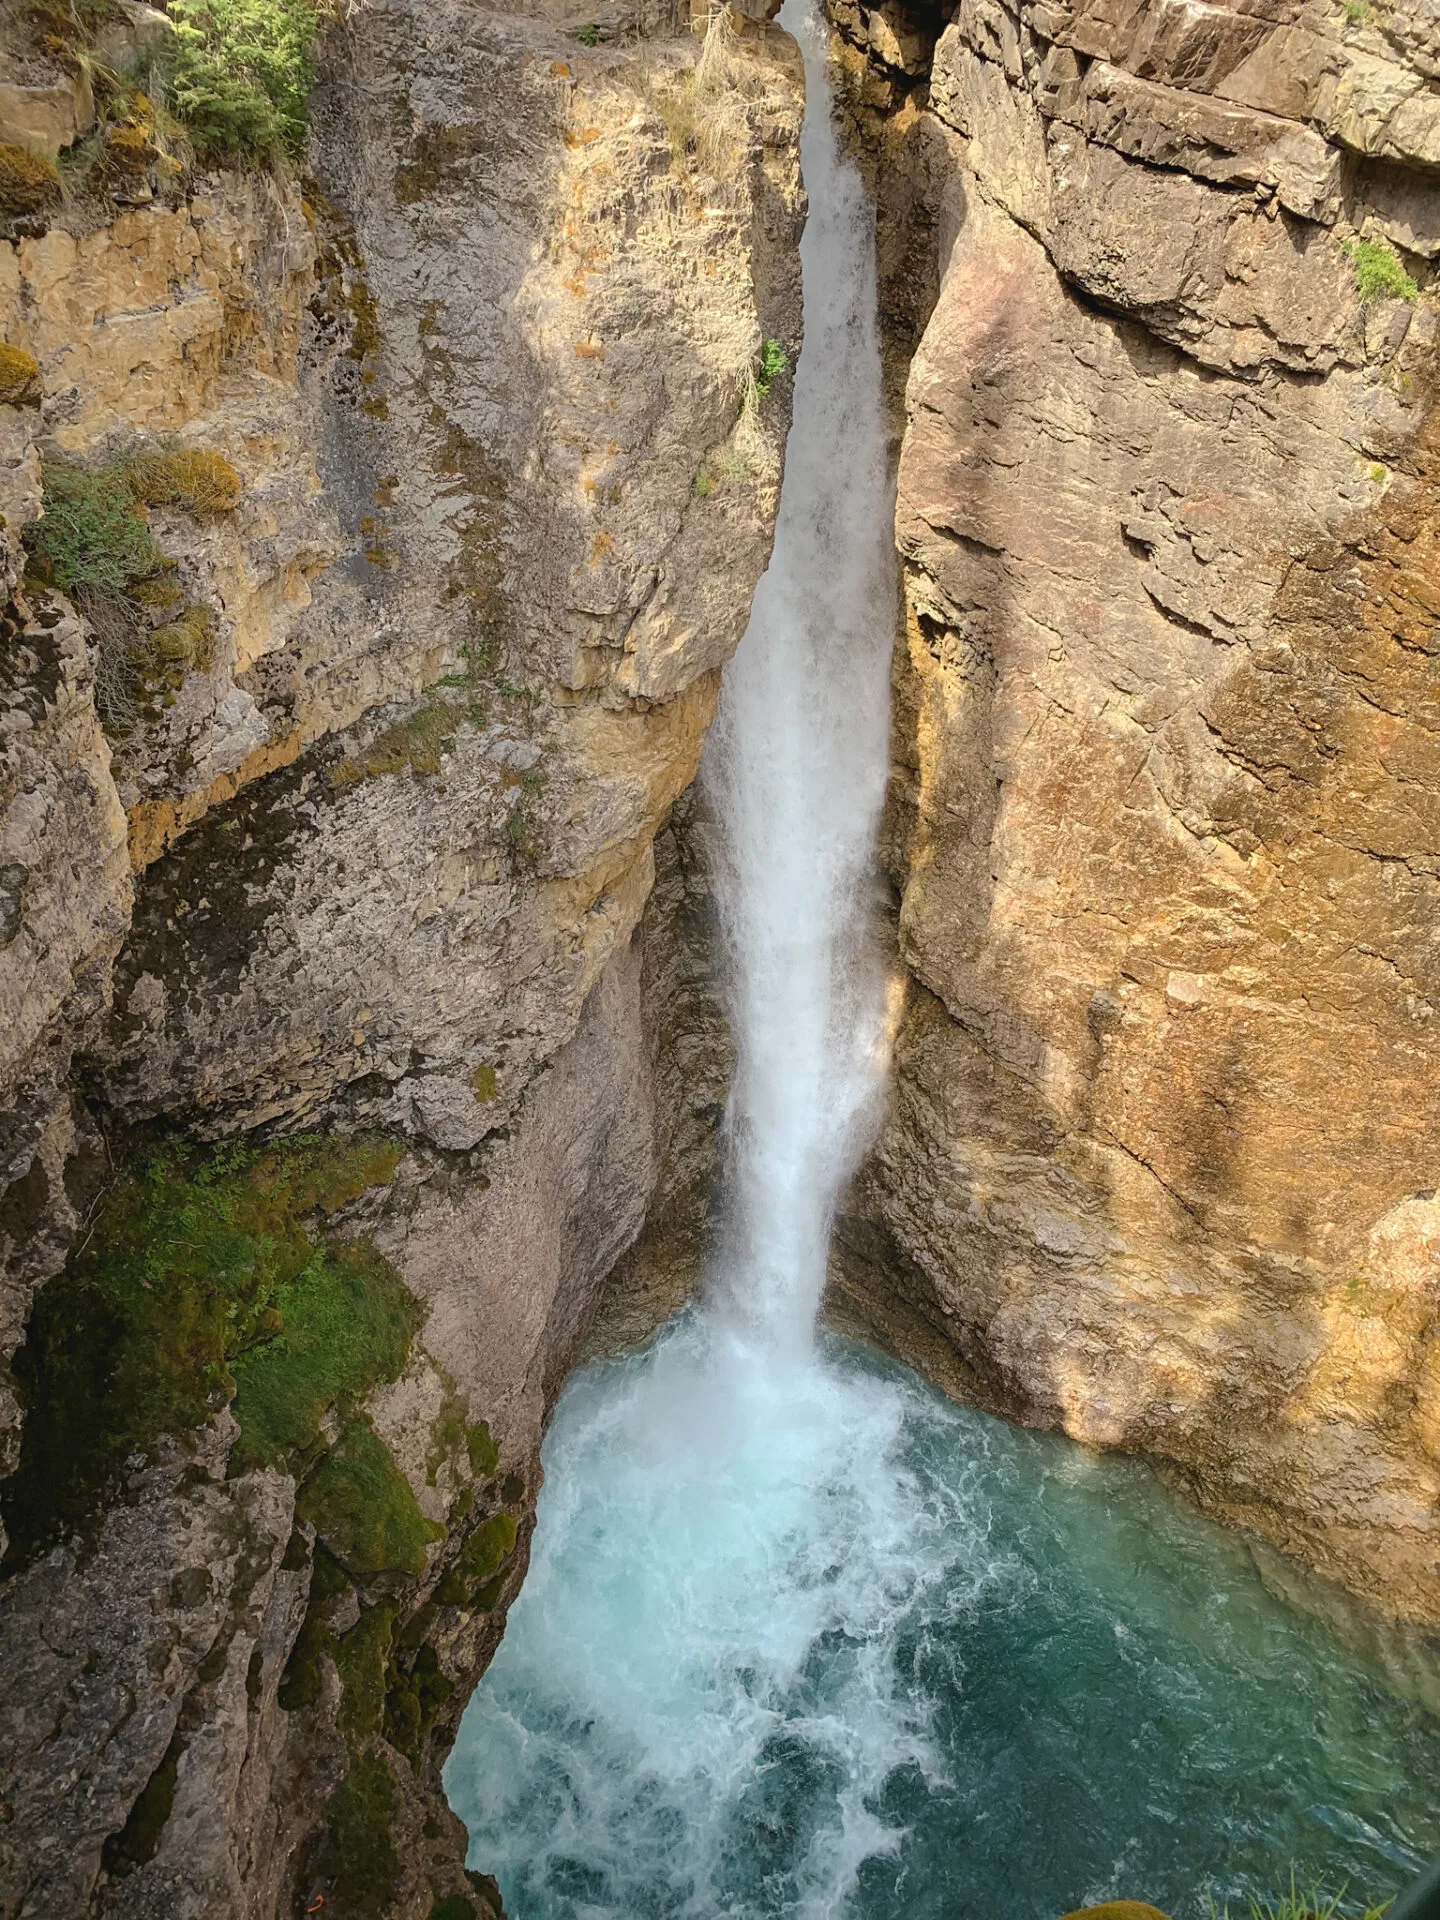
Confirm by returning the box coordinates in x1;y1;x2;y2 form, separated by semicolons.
445;3;1440;1911
446;1325;1440;1920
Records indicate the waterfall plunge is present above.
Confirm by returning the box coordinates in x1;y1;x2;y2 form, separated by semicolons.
703;0;896;1364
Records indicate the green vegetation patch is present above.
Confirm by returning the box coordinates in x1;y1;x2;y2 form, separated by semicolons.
1344;236;1419;306
458;1511;516;1582
335;1602;397;1742
0;1133;406;1570
754;337;787;399
297;1417;444;1576
167;0;319;167
314;1749;403;1919
23;460;165;597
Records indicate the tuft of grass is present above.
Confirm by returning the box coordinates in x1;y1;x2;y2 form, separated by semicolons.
166;0;319;167
297;1416;444;1577
0;343;40;406
1342;0;1367;21
0;143;62;217
23;460;164;596
1344;236;1419;306
0;1133;408;1569
692;470;714;498
1208;1868;1393;1920
577;21;601;43
126;446;243;513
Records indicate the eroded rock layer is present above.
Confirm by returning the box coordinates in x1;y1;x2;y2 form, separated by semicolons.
827;0;1440;1624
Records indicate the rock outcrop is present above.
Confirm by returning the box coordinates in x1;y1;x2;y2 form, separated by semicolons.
826;0;1440;1625
0;0;804;1908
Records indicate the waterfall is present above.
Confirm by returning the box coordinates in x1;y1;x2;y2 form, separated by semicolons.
703;0;895;1358
440;9;1440;1913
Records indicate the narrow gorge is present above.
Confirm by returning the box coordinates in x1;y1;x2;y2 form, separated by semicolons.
0;0;1437;1912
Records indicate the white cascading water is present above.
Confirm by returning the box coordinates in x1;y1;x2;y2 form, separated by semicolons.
701;0;895;1361
442;9;1440;1912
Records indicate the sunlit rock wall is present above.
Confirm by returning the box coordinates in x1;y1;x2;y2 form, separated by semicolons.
828;0;1440;1626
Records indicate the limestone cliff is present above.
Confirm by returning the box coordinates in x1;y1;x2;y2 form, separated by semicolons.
825;0;1440;1626
0;0;804;1909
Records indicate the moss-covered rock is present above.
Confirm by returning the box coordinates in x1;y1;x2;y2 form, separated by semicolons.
297;1417;444;1577
314;1749;403;1919
0;144;60;217
0;1133;407;1568
0;343;40;406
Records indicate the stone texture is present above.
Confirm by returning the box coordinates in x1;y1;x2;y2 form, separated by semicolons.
828;0;1440;1624
0;0;805;1907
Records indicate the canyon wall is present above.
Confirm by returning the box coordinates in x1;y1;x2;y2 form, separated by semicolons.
827;0;1440;1625
0;0;803;1910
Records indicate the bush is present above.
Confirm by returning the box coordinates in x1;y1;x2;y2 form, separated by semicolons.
126;445;244;513
166;0;319;166
1344;236;1419;306
0;143;61;217
22;461;164;596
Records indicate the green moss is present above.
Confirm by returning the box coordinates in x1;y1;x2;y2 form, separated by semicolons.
383;1641;455;1762
1344;236;1419;306
429;1900;478;1920
335;1603;396;1741
297;1417;444;1577
433;1567;468;1607
278;1546;350;1711
467;1419;500;1479
315;1750;402;1919
0;1134;406;1569
230;1244;418;1469
470;1063;498;1104
458;1511;516;1582
469;1573;505;1613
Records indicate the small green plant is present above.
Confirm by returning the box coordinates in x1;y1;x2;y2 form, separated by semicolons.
692;471;714;498
165;0;319;166
755;337;787;398
1342;0;1367;22
577;21;601;43
1344;236;1419;306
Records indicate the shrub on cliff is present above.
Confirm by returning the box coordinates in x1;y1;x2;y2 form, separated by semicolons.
1343;235;1419;307
165;0;318;166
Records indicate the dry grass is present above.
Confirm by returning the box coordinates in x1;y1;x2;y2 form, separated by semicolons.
126;446;244;514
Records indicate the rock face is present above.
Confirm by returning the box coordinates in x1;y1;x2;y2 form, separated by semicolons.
827;0;1440;1624
0;0;803;1908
